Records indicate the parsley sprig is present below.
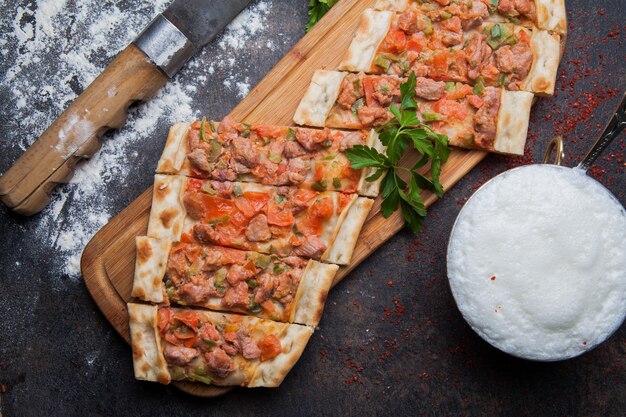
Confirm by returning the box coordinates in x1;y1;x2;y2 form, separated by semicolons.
306;0;339;32
346;72;451;235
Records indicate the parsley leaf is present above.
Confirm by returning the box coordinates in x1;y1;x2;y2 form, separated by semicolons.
346;72;451;235
306;0;339;32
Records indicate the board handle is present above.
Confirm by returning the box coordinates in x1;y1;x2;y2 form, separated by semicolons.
0;44;167;216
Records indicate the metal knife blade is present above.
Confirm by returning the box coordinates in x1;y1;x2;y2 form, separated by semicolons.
135;0;253;78
164;0;253;47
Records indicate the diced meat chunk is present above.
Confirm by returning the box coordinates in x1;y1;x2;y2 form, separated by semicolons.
461;1;489;30
163;344;199;366
338;131;364;152
439;17;463;47
337;77;360;110
245;213;272;242
232;136;260;167
205;347;236;378
357;106;390;127
473;87;501;149
283;140;307;158
371;77;400;106
200;323;221;342
193;224;218;244
292;235;327;259
187;148;212;173
287;157;311;184
295;128;329;151
236;329;261;360
179;283;210;304
414;77;445;100
397;10;418;34
495;44;533;81
254;273;275;304
221;281;250;309
226;264;254;286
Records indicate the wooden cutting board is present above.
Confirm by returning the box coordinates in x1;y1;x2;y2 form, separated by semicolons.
81;0;488;397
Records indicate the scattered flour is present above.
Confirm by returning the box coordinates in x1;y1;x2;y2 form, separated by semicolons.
0;0;275;279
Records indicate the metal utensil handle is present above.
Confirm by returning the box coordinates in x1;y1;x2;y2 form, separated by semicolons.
577;91;626;172
542;136;565;165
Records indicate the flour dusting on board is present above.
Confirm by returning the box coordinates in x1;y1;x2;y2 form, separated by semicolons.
0;0;274;279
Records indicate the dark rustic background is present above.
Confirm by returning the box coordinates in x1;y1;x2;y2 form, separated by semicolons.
0;1;624;416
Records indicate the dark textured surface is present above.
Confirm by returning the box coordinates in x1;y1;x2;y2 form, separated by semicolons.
0;1;625;416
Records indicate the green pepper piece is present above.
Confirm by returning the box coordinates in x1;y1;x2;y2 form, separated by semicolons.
422;112;444;122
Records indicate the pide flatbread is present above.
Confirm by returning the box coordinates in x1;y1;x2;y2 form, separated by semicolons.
147;175;373;265
128;303;313;387
374;0;567;35
156;117;383;198
132;237;337;327
294;70;533;155
339;9;560;96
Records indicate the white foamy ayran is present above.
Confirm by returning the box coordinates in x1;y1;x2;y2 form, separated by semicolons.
447;165;626;361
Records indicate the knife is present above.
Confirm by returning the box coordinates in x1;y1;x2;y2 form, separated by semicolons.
0;0;252;216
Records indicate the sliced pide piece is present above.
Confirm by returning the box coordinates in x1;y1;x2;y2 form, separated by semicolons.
133;237;337;327
339;8;560;95
374;0;567;35
128;303;313;387
156;117;385;197
294;70;533;155
147;175;374;265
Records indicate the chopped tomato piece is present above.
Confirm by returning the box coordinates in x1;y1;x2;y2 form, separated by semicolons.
314;165;325;182
173;310;200;330
467;94;484;109
267;200;296;226
407;35;426;52
261;300;276;314
433;99;468;121
255;124;285;140
258;334;282;361
362;77;377;107
298;216;323;237
228;211;249;228
518;29;530;43
336;193;353;213
187;178;204;191
379;29;407;54
243;192;271;212
431;52;449;79
184;192;236;221
164;332;179;346
293;189;318;206
180;233;194;244
309;197;334;219
157;307;171;333
481;64;500;84
444;84;472;100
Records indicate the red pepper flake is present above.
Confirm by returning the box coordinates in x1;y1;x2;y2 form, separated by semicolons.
0;384;6;393
319;349;327;356
597;9;605;15
419;372;430;380
490;275;496;281
386;280;394;287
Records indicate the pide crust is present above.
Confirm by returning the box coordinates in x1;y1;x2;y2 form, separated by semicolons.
291;261;339;327
523;29;561;96
147;174;187;241
127;303;171;384
373;0;407;11
248;321;314;388
293;70;346;127
324;197;374;265
156;123;191;174
494;89;534;155
129;306;314;388
536;0;567;35
357;130;387;197
338;9;393;72
132;236;171;303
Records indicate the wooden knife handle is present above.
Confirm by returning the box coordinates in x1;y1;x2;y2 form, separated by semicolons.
0;44;167;216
